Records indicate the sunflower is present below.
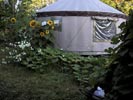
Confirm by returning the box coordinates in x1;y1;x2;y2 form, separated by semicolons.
10;18;16;23
29;20;37;28
47;20;54;26
45;30;49;35
40;32;45;37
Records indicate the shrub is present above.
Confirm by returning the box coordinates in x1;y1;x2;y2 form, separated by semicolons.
20;47;109;86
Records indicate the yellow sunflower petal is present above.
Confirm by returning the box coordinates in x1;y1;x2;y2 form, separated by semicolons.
45;30;49;35
40;32;45;37
10;18;16;23
47;20;54;26
29;20;37;28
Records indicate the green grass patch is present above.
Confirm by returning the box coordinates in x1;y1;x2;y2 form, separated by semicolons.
0;64;85;100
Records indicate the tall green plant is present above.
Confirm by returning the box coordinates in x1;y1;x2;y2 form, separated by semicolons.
0;0;32;64
0;0;32;44
0;0;55;64
28;19;55;48
104;10;133;100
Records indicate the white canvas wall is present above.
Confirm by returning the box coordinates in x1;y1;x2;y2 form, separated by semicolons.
37;16;126;55
54;17;93;52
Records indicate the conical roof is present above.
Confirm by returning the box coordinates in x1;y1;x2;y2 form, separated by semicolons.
37;0;126;18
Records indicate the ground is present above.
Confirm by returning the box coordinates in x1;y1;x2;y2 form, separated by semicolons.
0;62;85;100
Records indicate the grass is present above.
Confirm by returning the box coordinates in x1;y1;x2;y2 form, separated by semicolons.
0;63;85;100
0;44;86;100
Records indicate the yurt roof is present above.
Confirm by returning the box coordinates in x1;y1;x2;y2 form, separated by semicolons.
37;0;127;18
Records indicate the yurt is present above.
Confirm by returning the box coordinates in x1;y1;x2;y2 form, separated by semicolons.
36;0;127;55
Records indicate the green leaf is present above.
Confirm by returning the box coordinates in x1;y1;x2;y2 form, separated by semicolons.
111;36;120;44
129;51;133;58
119;49;128;56
72;65;80;71
73;72;80;75
27;64;34;68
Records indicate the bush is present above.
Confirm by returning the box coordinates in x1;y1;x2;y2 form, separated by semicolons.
20;47;109;86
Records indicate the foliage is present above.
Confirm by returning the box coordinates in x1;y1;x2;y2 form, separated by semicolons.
20;46;109;86
104;10;133;100
30;0;56;11
29;19;55;48
101;0;133;14
0;0;31;42
105;10;133;61
105;21;127;60
30;0;46;11
0;0;32;64
72;57;108;86
0;0;55;64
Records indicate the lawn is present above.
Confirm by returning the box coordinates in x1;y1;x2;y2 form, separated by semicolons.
0;63;85;100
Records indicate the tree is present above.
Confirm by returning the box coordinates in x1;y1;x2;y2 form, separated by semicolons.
0;0;32;44
103;10;133;100
101;0;133;14
30;0;56;11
